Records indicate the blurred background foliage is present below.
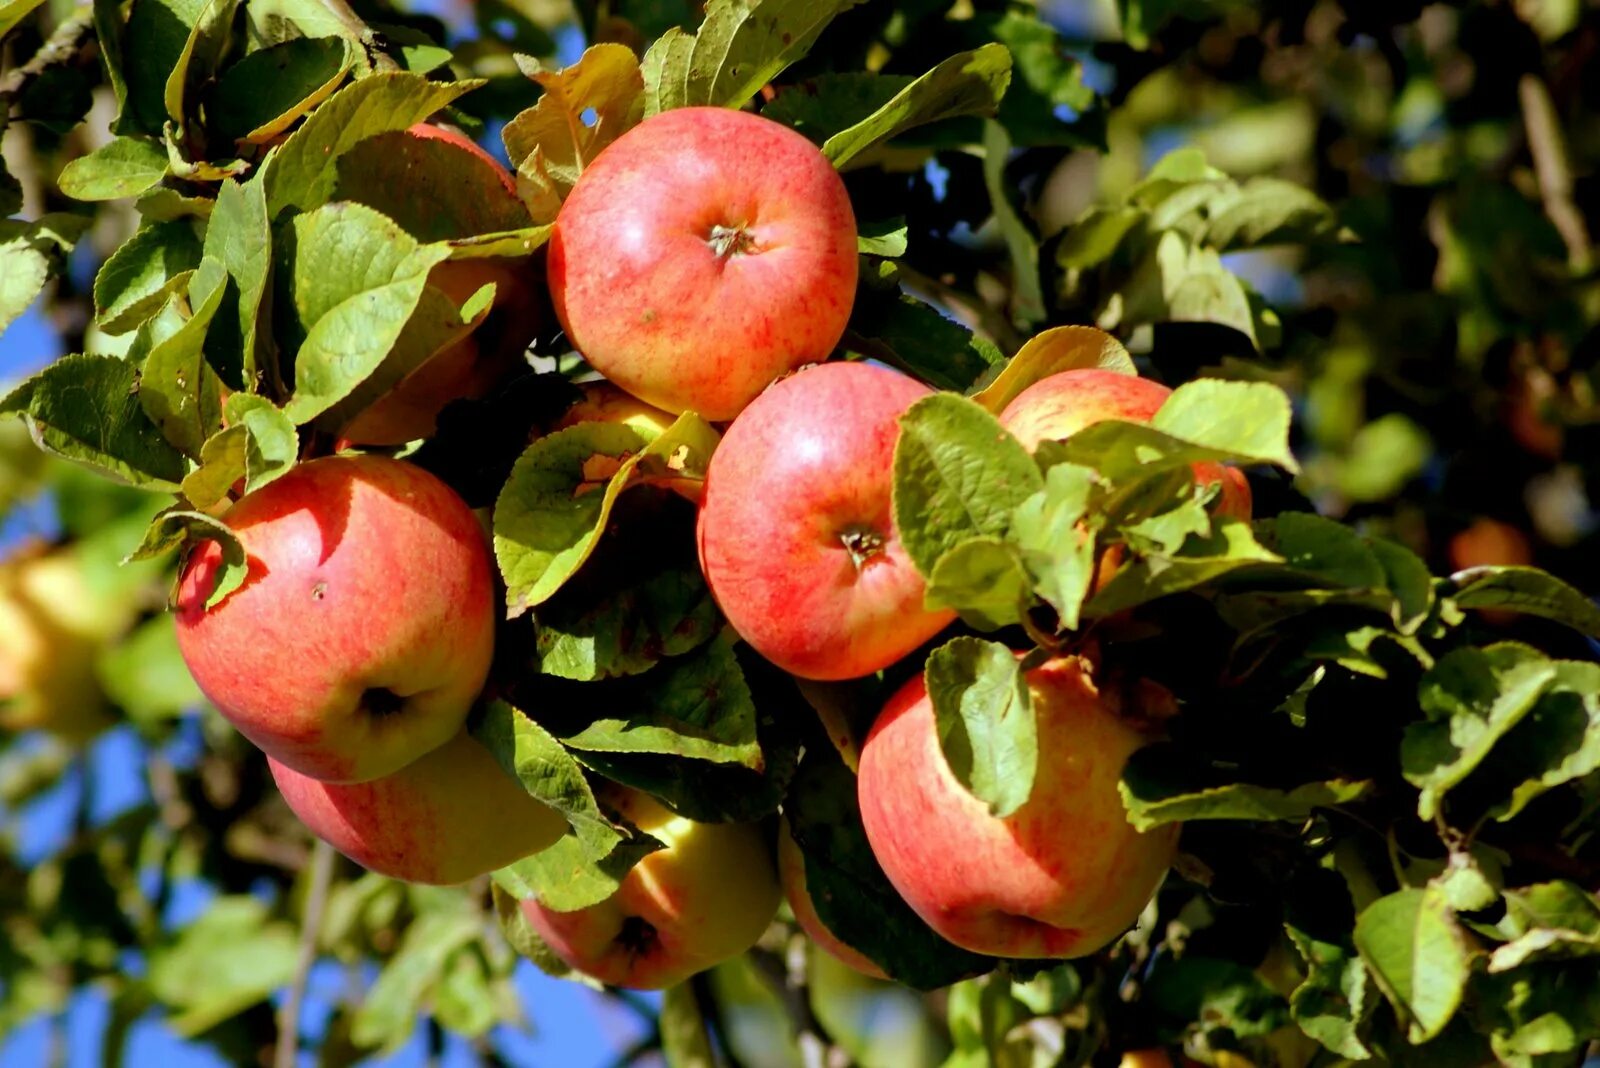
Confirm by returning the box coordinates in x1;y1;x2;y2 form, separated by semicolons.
1;0;1597;1065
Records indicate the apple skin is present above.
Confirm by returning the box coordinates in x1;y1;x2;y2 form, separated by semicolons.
548;107;858;420
777;818;887;980
999;369;1251;520
858;655;1178;959
269;728;566;884
697;362;955;681
0;552;123;741
174;455;496;784
1448;517;1533;571
520;787;780;990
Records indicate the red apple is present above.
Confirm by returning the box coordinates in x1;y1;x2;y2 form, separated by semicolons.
697;361;955;680
999;369;1252;520
270;728;567;884
548;107;858;420
404;123;518;196
175;455;496;784
777;818;887;980
1448;516;1533;571
520;787;780;989
858;655;1178;959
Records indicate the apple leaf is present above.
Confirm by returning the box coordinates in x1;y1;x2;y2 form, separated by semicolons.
335;130;531;241
147;895;300;1038
1368;537;1435;634
1056;204;1144;269
1;214;91;338
1353;887;1471;1044
983;120;1046;324
1491;882;1600;972
200;175;273;390
560;635;762;769
893;392;1042;580
822;45;1012;170
92;219;203;334
969;325;1137;415
491;883;578;981
0;0;47;39
1010;461;1098;629
209;37;353;146
139;257;228;458
57;136;170;201
1449;566;1600;637
640;27;695;115
764;73;912;145
163;0;238;131
1401;644;1559;821
1119;743;1373;831
1086;518;1279;616
180;395;297;508
856;217;908;258
496;829;663;916
1285;871;1374;1059
263;72;485;217
1143;955;1289;1038
925;637;1036;818
495;412;720;615
846;286;1004;392
661;983;716;1068
95;614;206;726
502;44;644;225
350;908;483;1053
534;566;720;681
1;353;188;490
786;746;994;989
444;226;554;260
926;536;1031;631
1152;379;1299;473
1481;660;1600;822
1202;176;1340;252
274;202;452;424
125;508;246;608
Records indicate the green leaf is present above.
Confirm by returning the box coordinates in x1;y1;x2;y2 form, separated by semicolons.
96;615;205;724
335;130;531;242
982;120;1045;325
1057;205;1145;269
491;882;575;980
534;566;720;681
351;909;482;1052
786;746;993;989
1285;872;1373;1059
926;537;1031;631
1152;378;1299;472
496;827;662;915
640;26;695;116
1337;412;1432;502
503;44;644;225
138;258;227;457
1119;743;1372;831
1450;567;1600;636
263;72;484;217
180;395;297;507
1;353;187;489
1145;955;1289;1038
0;214;89;337
93;220;204;334
148;896;299;1037
209;37;353;145
1491;882;1600;972
856;217;908;257
763;73;912;144
494;413;720;614
969;324;1137;415
200;175;273;390
1353;887;1472;1044
1369;537;1435;633
125;508;246;607
562;635;762;769
163;0;239;129
0;0;47;38
661;984;716;1068
275;202;451;424
1401;644;1559;821
58;137;170;201
1480;660;1600;822
123;0;207;133
925;637;1034;818
845;287;1003;392
822;45;1012;169
893;392;1042;579
1087;518;1279;616
1203;176;1339;251
659;0;866;112
1010;462;1097;629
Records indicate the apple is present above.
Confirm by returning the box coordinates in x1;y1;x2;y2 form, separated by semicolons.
269;728;567;884
1448;516;1533;571
551;380;675;439
697;361;955;681
999;369;1252;520
403;123;518;197
519;787;780;989
777;818;887;980
0;550;123;741
857;654;1178;959
174;455;496;784
548;106;858;420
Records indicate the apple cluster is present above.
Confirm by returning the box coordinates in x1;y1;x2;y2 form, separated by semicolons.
169;106;1250;991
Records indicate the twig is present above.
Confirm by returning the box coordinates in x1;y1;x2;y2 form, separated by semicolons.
1518;73;1593;271
0;7;97;111
274;838;336;1068
317;0;398;73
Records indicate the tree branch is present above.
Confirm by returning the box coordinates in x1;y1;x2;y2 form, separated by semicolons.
274;838;336;1068
0;7;97;112
1518;73;1593;272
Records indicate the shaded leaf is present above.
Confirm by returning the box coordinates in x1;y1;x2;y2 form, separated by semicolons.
926;637;1034;817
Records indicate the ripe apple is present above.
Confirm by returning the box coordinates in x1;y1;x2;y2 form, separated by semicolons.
999;369;1252;520
697;361;955;680
777;818;887;980
269;728;567;884
1448;516;1533;571
519;787;780;989
857;655;1178;959
174;455;496;784
548;107;858;420
0;550;124;741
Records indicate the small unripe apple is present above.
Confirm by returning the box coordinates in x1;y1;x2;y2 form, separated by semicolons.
175;455;496;784
519;787;780;989
548;107;858;420
858;655;1177;959
1000;369;1251;520
697;361;955;680
0;551;124;741
777;818;887;980
270;728;567;884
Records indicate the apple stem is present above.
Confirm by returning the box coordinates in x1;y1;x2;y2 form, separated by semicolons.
839;526;885;571
706;224;756;260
